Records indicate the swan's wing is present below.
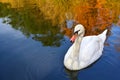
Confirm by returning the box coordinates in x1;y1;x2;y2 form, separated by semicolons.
79;36;103;68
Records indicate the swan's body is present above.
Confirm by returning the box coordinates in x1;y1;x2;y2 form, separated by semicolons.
64;24;107;70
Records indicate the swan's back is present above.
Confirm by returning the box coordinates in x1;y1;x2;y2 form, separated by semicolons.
78;36;104;69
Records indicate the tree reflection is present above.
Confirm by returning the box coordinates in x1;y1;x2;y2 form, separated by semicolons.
0;0;120;46
38;0;120;35
0;2;63;47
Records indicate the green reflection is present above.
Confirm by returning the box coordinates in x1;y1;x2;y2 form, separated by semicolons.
0;2;63;47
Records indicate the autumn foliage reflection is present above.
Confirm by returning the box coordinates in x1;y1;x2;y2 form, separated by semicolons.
73;1;113;35
0;0;120;45
37;0;119;36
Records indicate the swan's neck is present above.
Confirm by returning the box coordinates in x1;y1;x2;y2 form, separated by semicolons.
72;36;83;56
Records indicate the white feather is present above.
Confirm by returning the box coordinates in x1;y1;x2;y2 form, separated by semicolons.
64;24;107;70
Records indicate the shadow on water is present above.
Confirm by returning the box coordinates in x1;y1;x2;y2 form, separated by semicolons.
64;68;79;80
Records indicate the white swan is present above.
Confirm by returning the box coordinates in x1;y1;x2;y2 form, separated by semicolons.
64;24;107;70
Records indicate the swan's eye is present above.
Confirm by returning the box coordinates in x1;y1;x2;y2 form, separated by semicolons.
74;30;80;34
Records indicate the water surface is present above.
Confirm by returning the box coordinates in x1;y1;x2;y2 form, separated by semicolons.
0;1;120;80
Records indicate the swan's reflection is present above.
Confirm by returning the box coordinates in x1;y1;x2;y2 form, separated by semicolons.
64;68;79;80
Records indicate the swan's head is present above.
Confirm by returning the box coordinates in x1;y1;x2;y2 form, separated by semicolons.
74;24;85;36
70;24;85;43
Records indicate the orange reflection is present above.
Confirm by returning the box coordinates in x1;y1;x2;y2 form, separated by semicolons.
73;0;113;36
0;0;120;37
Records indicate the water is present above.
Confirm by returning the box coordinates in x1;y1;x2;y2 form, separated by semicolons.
0;1;120;80
0;18;70;80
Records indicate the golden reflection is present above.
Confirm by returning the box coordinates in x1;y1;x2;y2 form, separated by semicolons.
0;0;120;42
0;0;23;8
117;19;120;26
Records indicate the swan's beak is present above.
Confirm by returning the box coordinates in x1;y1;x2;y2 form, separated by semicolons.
70;34;77;43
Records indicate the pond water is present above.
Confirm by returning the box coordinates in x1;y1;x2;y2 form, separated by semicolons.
0;1;120;80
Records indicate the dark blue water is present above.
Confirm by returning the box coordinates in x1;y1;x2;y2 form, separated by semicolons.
0;18;70;80
0;17;120;80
